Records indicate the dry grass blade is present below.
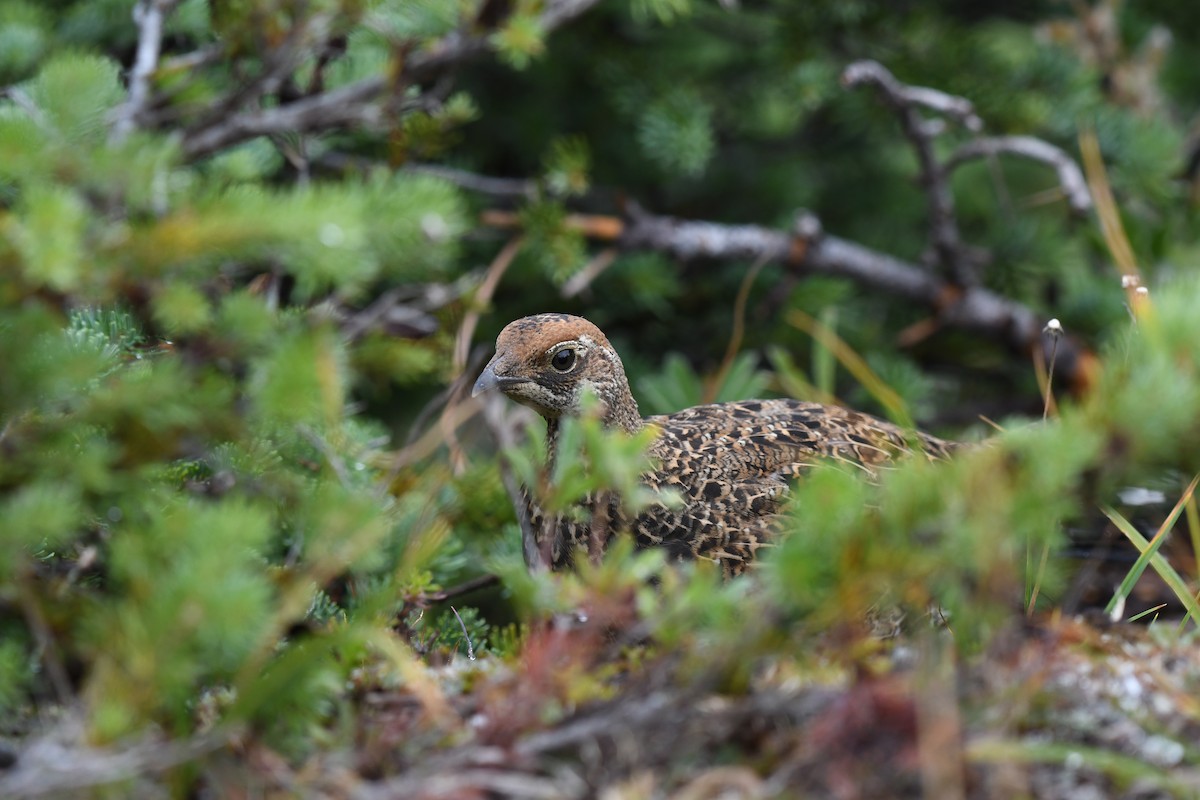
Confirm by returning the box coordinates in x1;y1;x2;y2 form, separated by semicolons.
1101;472;1200;622
1026;542;1052;618
453;235;525;375
706;255;768;404
444;235;524;472
1078;128;1150;318
1126;603;1168;623
1187;492;1200;583
785;308;913;429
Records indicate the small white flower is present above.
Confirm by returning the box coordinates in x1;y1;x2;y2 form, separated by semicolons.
421;213;449;242
319;223;345;247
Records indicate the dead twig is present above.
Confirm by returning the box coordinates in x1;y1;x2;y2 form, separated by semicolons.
561;247;619;298
946;135;1092;215
450;606;476;660
706;253;769;404
443;236;524;473
354;767;580;800
178;0;604;161
1041;318;1063;420
15;578;72;705
410;573;501;605
406;164;538;201
297;424;353;489
843;60;980;286
454;237;525;376
480;397;542;569
477;204;1098;395
110;0;180;142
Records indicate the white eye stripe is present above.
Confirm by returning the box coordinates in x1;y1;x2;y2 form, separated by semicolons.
546;339;583;356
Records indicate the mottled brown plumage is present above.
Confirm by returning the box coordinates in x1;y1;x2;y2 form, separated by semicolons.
474;313;955;575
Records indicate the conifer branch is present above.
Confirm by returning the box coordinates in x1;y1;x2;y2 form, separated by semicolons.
186;13;339;147
177;0;604;161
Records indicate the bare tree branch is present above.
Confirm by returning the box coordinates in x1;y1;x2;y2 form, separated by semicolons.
177;0;604;161
625;208;1095;390
111;0;180;142
186;13;338;147
482;205;1097;394
181;77;395;161
355;768;581;800
843;60;980;286
841;61;1094;293
562;247;619;298
946;135;1093;215
406;163;538;200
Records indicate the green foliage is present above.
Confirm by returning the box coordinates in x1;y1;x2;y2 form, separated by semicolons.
0;481;83;580
508;393;678;520
630;0;692;25
518;199;587;281
87;496;275;738
11;185;88;292
636;89;715;178
0;1;48;83
365;0;458;40
542;136;591;197
26;52;124;144
491;6;546;70
639;351;769;415
3;0;1200;792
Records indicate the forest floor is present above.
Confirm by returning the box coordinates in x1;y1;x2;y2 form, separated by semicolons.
4;591;1197;799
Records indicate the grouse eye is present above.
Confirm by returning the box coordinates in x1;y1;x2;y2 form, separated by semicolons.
551;347;576;372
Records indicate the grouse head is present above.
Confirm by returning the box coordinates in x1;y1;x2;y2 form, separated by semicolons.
472;313;642;432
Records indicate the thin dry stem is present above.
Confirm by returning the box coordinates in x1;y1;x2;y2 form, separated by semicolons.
706;254;768;404
1079;129;1144;314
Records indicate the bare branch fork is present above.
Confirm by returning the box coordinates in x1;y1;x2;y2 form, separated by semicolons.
111;0;181;142
842;60;1092;287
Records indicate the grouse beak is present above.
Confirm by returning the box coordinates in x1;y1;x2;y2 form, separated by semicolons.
471;361;519;398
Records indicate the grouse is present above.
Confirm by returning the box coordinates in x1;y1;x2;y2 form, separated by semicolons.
473;313;955;576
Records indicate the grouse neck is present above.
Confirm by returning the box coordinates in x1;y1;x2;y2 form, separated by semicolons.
542;387;644;468
605;383;644;436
